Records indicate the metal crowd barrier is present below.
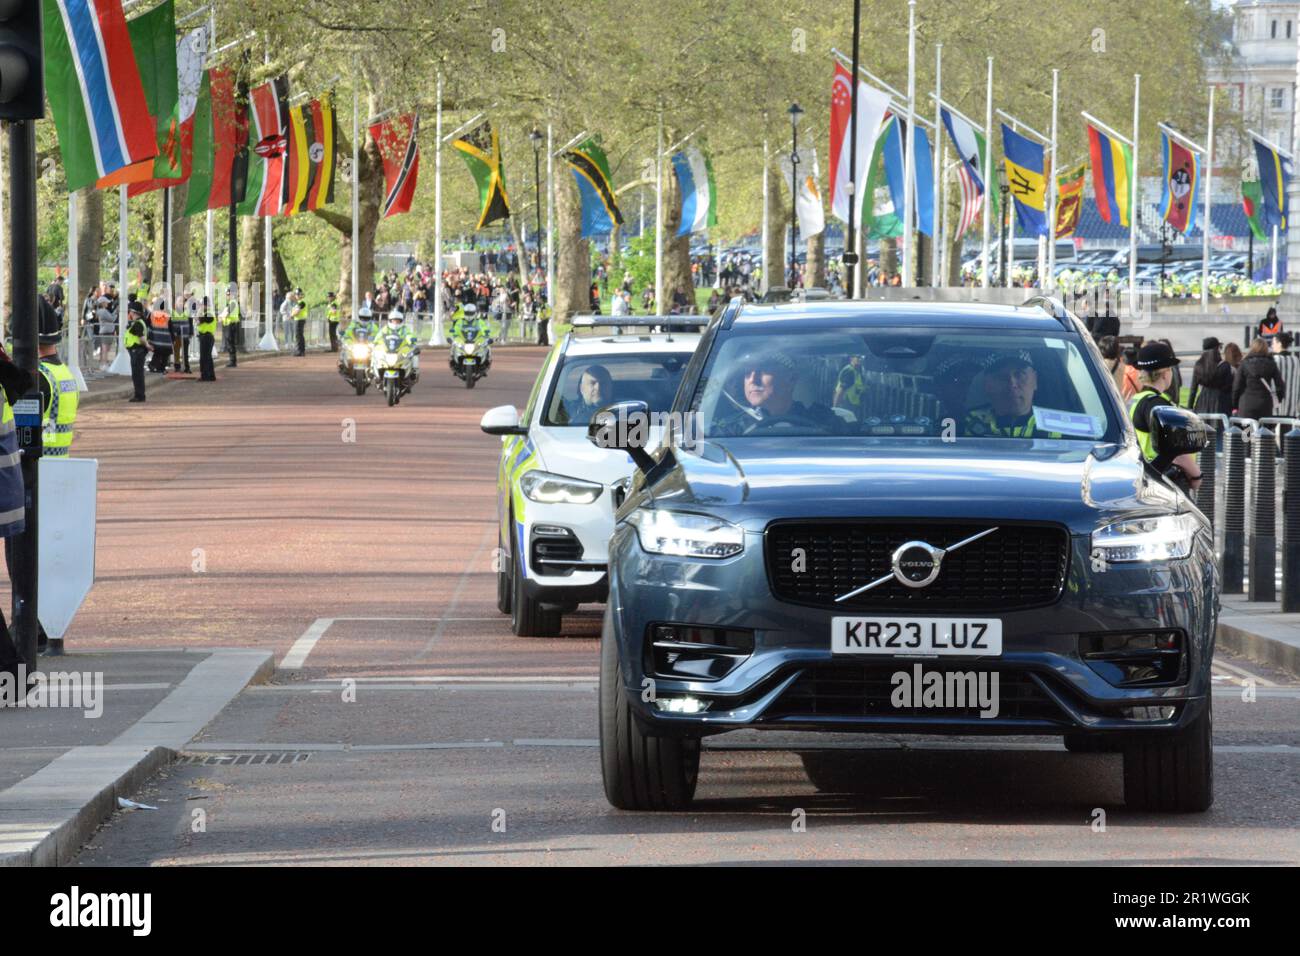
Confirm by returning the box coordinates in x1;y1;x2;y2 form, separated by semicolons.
1197;412;1300;608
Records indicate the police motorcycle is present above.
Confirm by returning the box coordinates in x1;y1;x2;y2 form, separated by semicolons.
369;309;420;406
338;308;376;395
449;304;493;389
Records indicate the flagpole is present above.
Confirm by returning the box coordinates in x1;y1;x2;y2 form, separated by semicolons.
761;137;769;295
431;71;442;345
1129;73;1140;316
1202;87;1214;309
931;42;942;287
1048;69;1059;294
205;8;215;311
901;0;916;289
109;186;131;375
941;151;953;285
1273;224;1279;284
351;71;359;326
164;187;172;310
1006;119;1015;290
258;47;276;351
981;57;993;290
67;191;85;390
655;106;664;310
546;123;555;326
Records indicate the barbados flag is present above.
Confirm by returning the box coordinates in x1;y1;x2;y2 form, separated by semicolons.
1252;135;1292;232
41;0;159;192
564;138;624;238
1086;123;1133;227
1001;124;1048;238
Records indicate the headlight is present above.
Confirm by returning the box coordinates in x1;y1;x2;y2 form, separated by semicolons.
350;344;370;359
1091;513;1199;563
626;509;744;558
519;470;604;505
462;342;478;355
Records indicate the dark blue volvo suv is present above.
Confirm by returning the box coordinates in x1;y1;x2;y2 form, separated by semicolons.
591;298;1216;812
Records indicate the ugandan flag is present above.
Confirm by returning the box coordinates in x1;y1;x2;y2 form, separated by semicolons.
305;95;336;211
563;137;624;238
284;95;337;215
451;121;510;229
1054;160;1086;239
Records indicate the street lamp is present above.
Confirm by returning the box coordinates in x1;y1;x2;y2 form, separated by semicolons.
998;170;1010;286
788;102;804;288
529;128;544;274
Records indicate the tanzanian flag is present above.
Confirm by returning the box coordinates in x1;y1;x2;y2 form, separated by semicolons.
1086;123;1133;227
451;121;510;229
1252;135;1291;232
564;137;623;237
1001;123;1048;238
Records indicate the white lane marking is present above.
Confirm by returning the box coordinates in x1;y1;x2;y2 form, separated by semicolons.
415;526;494;661
251;681;596;694
706;740;1300;755
1213;659;1279;687
101;682;173;691
280;618;334;670
512;738;599;747
306;675;598;683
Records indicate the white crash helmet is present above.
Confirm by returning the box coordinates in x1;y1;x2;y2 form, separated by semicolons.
387;308;404;324
358;305;372;318
462;303;478;317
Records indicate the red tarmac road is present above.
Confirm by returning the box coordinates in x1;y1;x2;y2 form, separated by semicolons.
46;347;600;678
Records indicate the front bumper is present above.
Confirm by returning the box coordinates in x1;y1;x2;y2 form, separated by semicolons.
513;499;616;604
606;526;1217;738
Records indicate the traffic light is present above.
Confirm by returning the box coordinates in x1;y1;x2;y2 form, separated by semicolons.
0;0;43;121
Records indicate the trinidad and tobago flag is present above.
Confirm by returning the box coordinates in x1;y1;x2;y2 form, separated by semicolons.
370;113;420;219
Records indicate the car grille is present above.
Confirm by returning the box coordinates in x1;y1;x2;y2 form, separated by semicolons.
531;531;584;575
766;520;1069;611
764;663;1066;723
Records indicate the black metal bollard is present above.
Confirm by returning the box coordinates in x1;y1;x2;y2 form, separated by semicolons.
1249;426;1276;602
1195;421;1218;529
1283;427;1300;610
1222;425;1246;594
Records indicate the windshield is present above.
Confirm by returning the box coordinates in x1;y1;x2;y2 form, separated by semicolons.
545;352;689;426
689;328;1120;442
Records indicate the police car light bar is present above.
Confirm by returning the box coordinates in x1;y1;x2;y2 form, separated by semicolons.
569;315;705;329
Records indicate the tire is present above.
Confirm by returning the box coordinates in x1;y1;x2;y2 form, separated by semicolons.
1064;734;1122;753
386;379;398;407
510;546;561;637
354;380;367;396
496;535;513;615
1122;698;1214;812
465;373;476;389
599;610;700;810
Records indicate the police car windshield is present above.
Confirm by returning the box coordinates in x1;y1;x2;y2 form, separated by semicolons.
690;328;1121;442
545;354;688;426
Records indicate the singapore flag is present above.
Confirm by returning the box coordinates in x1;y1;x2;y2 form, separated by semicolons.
829;62;891;225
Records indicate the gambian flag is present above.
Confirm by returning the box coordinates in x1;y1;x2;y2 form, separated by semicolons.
182;68;243;215
1086;122;1133;227
41;0;158;192
97;0;176;190
564;137;623;238
236;76;291;217
370;113;420;219
1054;160;1086;239
130;23;208;196
450;121;510;229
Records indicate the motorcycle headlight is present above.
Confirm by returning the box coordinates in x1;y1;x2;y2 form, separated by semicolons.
519;470;604;505
350;344;370;359
1091;513;1199;563
626;509;744;559
462;342;478;355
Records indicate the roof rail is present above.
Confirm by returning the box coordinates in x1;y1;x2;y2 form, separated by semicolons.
1021;294;1075;331
720;296;746;329
569;315;704;329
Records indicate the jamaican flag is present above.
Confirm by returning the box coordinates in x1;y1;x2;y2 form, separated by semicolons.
451;122;510;229
564;137;624;237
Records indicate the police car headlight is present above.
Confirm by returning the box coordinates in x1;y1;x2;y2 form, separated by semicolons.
519;470;603;505
626;510;744;559
1091;513;1198;563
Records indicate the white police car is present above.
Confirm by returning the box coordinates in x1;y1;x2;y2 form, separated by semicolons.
480;317;703;636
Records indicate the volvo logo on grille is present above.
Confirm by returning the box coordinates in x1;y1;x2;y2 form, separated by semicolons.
892;541;943;588
834;526;1001;603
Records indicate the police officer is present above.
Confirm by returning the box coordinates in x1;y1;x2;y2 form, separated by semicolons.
37;300;77;458
170;297;194;374
1128;341;1202;492
147;298;172;373
326;292;341;352
196;297;218;381
222;288;242;367
292;288;308;356
832;355;865;418
124;300;151;401
963;351;1061;438
0;341;29;681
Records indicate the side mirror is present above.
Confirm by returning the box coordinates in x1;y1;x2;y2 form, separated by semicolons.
480;405;527;436
1150;405;1209;467
588;400;656;474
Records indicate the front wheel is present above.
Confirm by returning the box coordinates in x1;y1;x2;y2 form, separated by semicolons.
354;379;367;396
1122;698;1214;812
600;608;700;811
510;547;561;637
385;378;398;406
465;372;476;389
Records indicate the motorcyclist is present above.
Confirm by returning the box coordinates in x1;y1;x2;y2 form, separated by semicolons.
450;303;491;343
375;308;419;376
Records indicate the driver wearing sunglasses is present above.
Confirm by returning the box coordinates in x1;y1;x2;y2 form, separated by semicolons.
713;351;840;436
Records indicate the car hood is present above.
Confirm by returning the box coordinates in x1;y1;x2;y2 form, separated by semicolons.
640;437;1189;533
532;424;665;486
